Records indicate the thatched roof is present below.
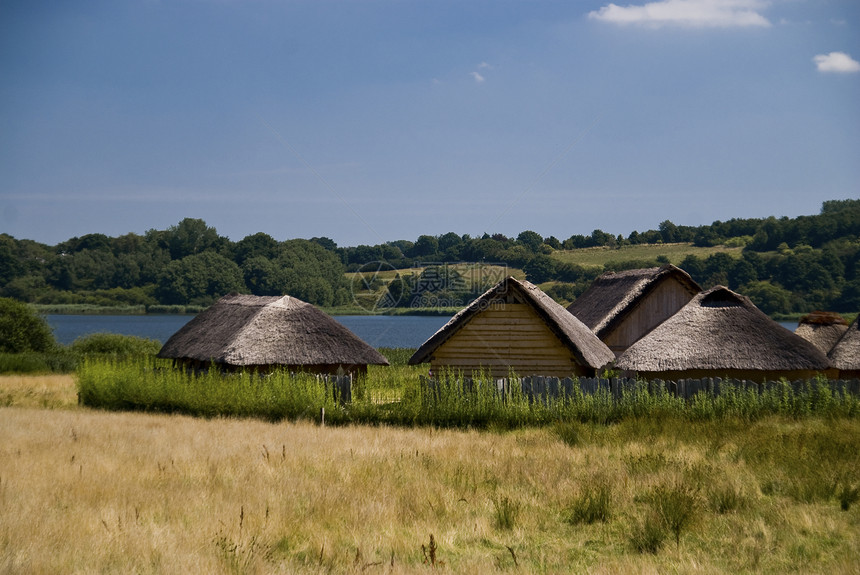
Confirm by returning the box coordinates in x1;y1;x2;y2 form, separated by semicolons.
566;264;701;337
409;277;615;370
158;294;388;367
616;286;832;373
829;315;860;371
795;311;849;354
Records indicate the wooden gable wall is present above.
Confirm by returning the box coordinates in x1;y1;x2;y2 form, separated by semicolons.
429;301;590;378
603;277;695;356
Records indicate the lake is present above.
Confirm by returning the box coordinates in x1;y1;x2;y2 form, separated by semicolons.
46;314;453;349
46;314;800;350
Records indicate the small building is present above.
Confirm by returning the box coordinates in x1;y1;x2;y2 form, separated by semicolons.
795;311;849;354
615;286;834;382
567;264;701;356
157;294;389;375
829;315;860;379
409;277;615;378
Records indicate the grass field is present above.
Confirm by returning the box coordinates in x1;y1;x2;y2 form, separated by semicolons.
1;375;859;574
551;243;743;268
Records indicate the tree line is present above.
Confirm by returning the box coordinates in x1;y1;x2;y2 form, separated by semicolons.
0;199;858;312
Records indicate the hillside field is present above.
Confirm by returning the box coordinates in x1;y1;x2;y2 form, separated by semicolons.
550;243;744;269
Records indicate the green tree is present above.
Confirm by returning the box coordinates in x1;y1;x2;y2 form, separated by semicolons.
729;259;758;290
242;256;284;296
0;297;56;353
516;230;544;252
524;255;558;284
165;218;221;259
235;232;280;265
742;281;793;315
155;252;245;305
410;235;439;258
658;220;678;243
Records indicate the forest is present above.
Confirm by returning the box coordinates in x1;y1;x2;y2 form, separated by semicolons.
0;199;858;314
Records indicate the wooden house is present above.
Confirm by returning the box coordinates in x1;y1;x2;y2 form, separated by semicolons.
408;277;615;378
567;264;701;356
157;293;388;375
794;311;849;354
828;315;860;379
615;286;835;381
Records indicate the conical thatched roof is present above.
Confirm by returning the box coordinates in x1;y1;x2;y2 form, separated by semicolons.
409;277;615;370
567;264;701;337
616;286;832;373
795;311;849;354
829;315;860;371
158;294;388;368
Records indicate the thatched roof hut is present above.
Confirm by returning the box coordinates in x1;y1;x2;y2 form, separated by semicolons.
615;286;834;381
566;264;701;356
158;294;388;374
409;277;614;378
794;311;849;354
829;315;860;379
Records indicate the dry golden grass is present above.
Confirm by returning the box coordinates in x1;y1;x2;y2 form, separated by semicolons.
1;398;859;573
0;374;77;409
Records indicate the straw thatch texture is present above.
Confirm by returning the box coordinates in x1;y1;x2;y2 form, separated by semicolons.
616;286;833;380
158;294;388;372
795;311;849;354
829;316;860;377
566;264;701;355
409;277;614;376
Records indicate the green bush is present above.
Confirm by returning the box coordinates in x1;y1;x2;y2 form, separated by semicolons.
0;351;77;374
565;483;612;525
629;513;666;554
0;298;56;353
69;333;162;358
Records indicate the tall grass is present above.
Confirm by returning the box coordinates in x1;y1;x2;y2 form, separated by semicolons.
77;359;346;423
2;406;858;573
77;360;860;427
0;333;161;375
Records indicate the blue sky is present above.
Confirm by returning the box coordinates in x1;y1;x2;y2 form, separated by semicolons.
1;0;858;247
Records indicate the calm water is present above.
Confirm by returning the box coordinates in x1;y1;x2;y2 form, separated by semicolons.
46;314;799;349
46;314;453;349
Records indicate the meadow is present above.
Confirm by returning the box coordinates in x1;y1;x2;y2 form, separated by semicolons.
1;375;858;574
550;243;743;269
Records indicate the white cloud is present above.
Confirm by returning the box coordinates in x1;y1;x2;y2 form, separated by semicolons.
470;71;485;83
813;52;860;74
588;0;771;28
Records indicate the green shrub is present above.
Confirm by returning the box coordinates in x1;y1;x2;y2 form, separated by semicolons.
492;496;520;530
377;347;415;367
707;481;748;514
565;483;612;525
629;513;666;554
647;481;700;546
0;298;56;353
0;351;77;374
69;333;162;358
838;483;859;511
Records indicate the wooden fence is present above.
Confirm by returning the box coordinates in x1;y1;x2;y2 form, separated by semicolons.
419;375;860;402
319;373;352;403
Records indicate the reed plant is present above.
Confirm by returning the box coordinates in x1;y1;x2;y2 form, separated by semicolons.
77;359;860;427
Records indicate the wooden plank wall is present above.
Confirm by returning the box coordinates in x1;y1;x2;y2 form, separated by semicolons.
603;278;695;354
430;302;586;378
